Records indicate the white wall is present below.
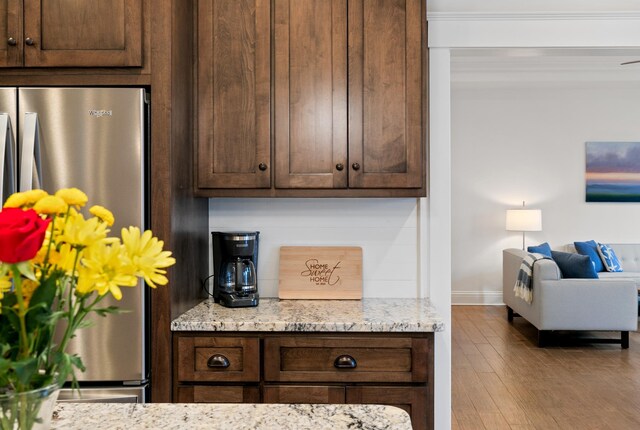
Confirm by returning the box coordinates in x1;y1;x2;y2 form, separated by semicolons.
451;74;640;305
209;198;422;298
428;0;640;13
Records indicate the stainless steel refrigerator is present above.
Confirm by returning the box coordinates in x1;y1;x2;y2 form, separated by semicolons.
0;87;149;402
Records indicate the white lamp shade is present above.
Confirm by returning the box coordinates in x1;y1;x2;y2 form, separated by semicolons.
506;209;542;232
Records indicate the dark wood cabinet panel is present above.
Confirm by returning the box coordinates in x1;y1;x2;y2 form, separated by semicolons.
347;386;428;430
196;0;271;189
0;0;22;67
274;0;347;189
348;0;424;189
0;0;143;68
264;385;344;404
177;385;260;403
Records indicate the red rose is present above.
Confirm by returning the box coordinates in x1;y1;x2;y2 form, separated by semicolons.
0;208;50;264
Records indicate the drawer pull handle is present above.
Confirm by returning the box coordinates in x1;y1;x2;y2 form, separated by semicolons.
334;354;357;369
207;354;230;369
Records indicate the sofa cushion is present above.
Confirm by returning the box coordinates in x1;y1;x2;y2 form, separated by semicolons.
598;272;640;289
574;240;605;272
527;242;552;258
551;251;599;279
597;243;624;272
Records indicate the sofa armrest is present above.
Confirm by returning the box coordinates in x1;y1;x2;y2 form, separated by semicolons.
503;249;561;309
536;279;638;331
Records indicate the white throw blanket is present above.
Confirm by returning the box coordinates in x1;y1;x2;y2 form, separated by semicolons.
514;253;550;304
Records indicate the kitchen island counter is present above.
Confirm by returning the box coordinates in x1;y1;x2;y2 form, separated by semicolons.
52;402;412;429
171;297;444;332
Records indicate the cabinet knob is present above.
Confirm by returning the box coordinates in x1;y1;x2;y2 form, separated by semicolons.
207;354;230;369
258;163;268;171
25;37;34;46
351;163;361;171
336;163;344;171
334;354;357;369
7;37;16;46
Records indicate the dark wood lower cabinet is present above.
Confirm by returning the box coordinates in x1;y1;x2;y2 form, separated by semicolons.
173;332;434;430
346;386;427;430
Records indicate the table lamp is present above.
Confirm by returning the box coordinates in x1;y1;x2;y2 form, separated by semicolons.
506;201;542;250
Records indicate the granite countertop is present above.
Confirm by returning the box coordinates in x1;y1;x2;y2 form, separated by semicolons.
171;297;444;332
52;403;412;430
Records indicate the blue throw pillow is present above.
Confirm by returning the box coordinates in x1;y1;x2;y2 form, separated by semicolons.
574;240;605;272
550;251;599;279
527;242;552;258
596;244;623;272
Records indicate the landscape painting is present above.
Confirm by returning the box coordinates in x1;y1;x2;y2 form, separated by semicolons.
586;141;640;202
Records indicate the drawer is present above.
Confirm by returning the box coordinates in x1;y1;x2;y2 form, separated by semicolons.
177;385;260;403
264;336;428;383
176;336;260;382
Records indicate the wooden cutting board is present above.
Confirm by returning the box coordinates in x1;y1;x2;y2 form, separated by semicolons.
278;246;363;299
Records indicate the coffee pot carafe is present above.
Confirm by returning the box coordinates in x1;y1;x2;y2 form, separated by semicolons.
212;232;259;308
218;258;257;296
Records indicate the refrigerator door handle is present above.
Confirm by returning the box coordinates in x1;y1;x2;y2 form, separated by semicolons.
20;112;42;191
0;113;16;203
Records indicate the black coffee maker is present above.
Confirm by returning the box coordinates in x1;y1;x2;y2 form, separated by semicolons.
212;231;259;307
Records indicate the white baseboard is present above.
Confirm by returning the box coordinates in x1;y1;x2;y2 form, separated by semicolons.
452;291;504;305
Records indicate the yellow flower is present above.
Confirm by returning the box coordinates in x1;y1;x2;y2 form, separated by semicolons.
0;274;11;301
20;279;39;308
78;241;137;300
3;189;49;208
121;227;175;288
57;213;108;249
55;188;88;207
89;205;115;227
33;196;67;215
56;243;81;276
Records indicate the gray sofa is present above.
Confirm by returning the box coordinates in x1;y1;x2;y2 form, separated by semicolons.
503;244;639;348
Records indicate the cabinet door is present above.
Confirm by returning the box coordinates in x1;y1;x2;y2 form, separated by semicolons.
197;0;271;189
264;385;344;404
274;0;347;189
23;0;143;67
0;0;22;67
348;0;424;189
346;386;428;430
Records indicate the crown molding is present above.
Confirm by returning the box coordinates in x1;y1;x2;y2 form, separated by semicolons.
451;54;640;83
427;11;640;22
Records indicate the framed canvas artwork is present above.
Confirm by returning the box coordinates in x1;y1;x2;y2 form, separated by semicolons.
586;141;640;202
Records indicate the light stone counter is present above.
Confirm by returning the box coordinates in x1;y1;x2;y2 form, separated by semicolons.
52;402;412;430
170;298;444;332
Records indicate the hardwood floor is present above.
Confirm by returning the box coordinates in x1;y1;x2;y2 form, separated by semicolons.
452;305;640;429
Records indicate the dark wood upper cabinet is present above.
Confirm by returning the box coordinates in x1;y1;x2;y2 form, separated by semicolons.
0;0;143;68
0;0;22;67
274;0;347;189
196;0;426;196
196;0;271;189
348;0;423;189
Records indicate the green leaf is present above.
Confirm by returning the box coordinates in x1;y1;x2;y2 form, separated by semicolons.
28;276;57;310
11;357;38;387
15;262;36;281
25;276;57;333
93;306;124;317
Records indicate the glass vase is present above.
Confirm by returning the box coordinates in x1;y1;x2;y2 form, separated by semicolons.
0;384;59;430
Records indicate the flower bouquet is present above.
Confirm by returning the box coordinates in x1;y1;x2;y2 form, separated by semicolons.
0;188;175;429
